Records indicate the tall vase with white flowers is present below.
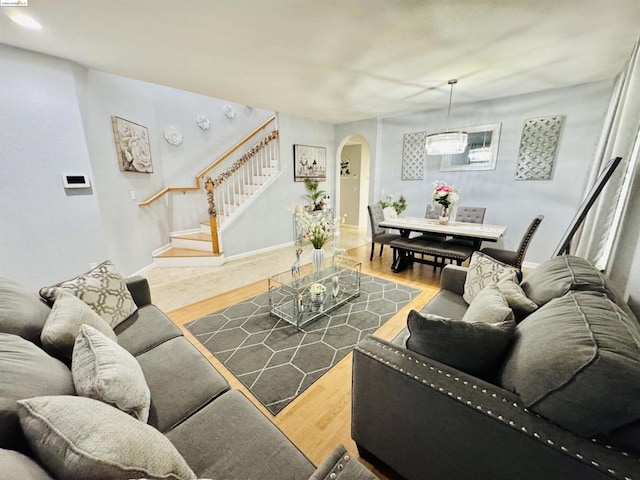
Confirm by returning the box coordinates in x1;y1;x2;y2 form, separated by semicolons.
295;211;339;271
431;181;459;225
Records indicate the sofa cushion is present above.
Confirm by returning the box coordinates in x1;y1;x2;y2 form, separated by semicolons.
463;251;519;304
41;291;117;360
17;395;196;480
495;278;538;322
406;287;515;377
0;334;74;451
166;389;315;480
72;325;151;422
39;260;137;328
136;336;229;432
0;448;54;480
0;277;51;346
520;255;608;307
114;304;182;356
499;290;640;437
419;289;469;320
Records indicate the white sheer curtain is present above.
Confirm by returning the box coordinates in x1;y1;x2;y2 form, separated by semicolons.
574;38;640;270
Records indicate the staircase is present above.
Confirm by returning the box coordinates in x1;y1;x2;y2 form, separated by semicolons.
146;117;280;267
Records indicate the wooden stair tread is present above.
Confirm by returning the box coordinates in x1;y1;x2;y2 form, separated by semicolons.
172;232;212;241
155;247;220;258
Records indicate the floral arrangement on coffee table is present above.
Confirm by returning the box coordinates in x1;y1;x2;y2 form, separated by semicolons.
295;211;339;249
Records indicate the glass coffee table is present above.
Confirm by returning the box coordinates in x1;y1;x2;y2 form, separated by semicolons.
268;255;361;328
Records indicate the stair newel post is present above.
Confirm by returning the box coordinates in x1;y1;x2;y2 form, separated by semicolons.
204;176;221;255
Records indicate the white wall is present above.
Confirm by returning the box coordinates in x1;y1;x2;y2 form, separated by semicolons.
0;45;108;289
221;113;335;256
79;70;274;273
354;81;612;265
0;44;279;285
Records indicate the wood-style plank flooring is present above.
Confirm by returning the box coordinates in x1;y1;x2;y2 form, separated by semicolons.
167;244;442;478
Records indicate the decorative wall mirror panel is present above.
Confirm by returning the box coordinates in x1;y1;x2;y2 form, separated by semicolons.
439;123;501;172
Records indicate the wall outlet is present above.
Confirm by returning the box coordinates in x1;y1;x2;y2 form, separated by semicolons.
130;190;137;200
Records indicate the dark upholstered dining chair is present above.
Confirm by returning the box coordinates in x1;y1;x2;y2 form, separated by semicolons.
412;204;446;244
443;206;486;249
367;204;402;261
454;206;486;224
481;215;544;269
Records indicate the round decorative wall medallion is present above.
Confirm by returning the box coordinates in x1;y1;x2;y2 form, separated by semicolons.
223;105;236;119
163;126;183;145
196;115;210;130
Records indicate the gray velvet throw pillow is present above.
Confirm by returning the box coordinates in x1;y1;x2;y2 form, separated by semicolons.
406;309;515;377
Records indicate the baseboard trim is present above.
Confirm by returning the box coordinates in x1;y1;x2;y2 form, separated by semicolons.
223;241;295;262
152;243;172;256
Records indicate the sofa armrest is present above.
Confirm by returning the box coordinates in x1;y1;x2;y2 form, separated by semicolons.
439;264;467;295
308;445;378;480
126;276;152;307
352;335;639;480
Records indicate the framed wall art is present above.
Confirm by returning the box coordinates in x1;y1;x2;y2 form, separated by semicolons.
515;115;564;180
111;116;153;174
401;131;427;180
293;144;326;181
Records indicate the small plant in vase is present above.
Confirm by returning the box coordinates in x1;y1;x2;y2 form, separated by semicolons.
303;178;327;211
431;181;459;225
378;194;407;219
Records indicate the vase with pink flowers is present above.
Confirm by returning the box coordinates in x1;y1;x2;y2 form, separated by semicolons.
431;181;460;225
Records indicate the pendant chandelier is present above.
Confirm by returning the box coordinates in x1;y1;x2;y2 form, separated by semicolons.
425;79;468;155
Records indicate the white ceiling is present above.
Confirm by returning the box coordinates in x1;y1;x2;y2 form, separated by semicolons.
1;0;639;124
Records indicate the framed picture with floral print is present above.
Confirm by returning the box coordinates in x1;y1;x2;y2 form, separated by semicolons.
111;116;153;173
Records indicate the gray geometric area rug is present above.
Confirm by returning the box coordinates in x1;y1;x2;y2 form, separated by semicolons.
186;274;421;415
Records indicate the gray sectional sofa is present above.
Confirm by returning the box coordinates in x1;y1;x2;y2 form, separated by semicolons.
352;254;640;480
0;262;376;480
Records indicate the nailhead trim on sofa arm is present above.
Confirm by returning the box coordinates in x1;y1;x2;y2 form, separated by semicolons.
352;336;640;480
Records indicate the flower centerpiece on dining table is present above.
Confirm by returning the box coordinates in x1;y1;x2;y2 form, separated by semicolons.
431;181;459;225
295;211;339;271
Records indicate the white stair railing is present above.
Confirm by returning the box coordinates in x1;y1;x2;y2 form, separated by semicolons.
204;130;280;253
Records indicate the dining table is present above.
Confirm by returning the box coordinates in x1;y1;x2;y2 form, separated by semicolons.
378;216;507;272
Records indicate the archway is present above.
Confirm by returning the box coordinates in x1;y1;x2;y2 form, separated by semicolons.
334;134;371;230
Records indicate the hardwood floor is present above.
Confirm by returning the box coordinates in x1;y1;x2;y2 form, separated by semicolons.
167;243;442;477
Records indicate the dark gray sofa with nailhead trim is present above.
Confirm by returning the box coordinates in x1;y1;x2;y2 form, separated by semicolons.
1;273;377;480
352;256;640;480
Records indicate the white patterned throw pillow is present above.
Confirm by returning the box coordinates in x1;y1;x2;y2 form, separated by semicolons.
40;260;137;328
463;252;520;305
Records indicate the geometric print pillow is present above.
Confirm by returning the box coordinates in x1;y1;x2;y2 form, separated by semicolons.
40;260;137;329
463;251;520;305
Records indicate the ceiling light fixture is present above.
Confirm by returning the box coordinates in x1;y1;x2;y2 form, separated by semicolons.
425;79;468;155
10;14;42;30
